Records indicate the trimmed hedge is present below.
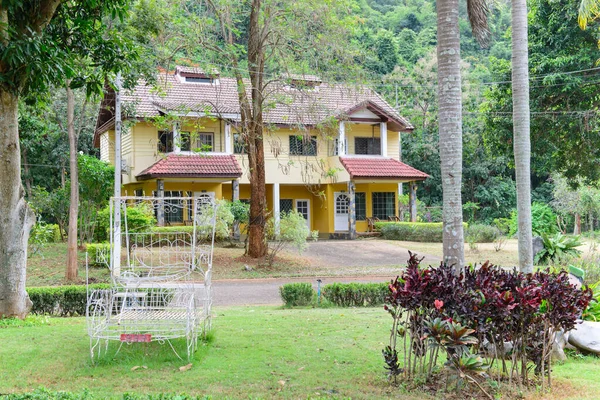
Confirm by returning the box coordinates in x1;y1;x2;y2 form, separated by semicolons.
322;282;388;307
375;221;468;242
279;283;314;307
28;284;110;316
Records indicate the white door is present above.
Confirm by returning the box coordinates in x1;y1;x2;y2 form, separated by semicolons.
334;192;349;231
295;199;310;230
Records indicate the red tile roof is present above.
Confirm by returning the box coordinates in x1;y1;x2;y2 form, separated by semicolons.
137;154;242;180
340;157;429;181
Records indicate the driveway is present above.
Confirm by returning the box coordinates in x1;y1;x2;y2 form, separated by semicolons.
212;275;392;307
302;239;440;267
212;239;440;307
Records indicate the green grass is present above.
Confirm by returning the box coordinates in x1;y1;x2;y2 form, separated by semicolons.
1;308;599;399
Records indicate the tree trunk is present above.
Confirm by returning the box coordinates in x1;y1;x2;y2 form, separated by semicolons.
244;0;268;258
512;0;533;273
22;150;32;198
574;213;581;235
437;0;465;270
0;89;35;318
66;84;79;280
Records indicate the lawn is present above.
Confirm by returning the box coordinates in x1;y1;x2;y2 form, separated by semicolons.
0;307;599;399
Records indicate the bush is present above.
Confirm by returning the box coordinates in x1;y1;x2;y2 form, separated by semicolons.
535;233;583;265
465;223;502;243
95;202;157;242
266;211;318;266
86;243;110;267
376;222;468;242
322;282;388;307
28;284;110;316
509;202;558;237
279;283;314;307
29;220;60;256
384;253;592;390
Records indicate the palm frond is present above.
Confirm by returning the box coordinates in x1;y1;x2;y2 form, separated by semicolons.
579;0;600;29
467;0;491;48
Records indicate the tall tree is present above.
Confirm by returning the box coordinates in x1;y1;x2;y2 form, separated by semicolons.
0;0;133;318
191;0;358;259
437;0;490;269
511;0;533;272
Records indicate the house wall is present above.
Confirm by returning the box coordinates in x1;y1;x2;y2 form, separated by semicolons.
115;115;404;187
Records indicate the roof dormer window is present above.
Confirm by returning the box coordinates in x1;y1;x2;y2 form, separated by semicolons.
175;66;219;85
185;76;214;84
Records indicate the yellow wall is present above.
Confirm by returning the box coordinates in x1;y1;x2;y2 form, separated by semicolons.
114;113;404;187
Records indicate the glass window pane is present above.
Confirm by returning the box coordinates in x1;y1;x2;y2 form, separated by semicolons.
372;192;395;220
355;192;366;221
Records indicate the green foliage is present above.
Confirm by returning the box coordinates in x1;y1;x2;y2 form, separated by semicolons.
28;284;110;316
95;202;156;242
464;224;502;243
28;220;61;257
228;200;249;224
481;0;600;182
279;283;315;307
535;233;583;265
583;281;600;322
462;201;480;223
28;186;69;239
322;282;388;307
509;202;558;237
214;200;235;240
78;155;114;244
86;243;111;268
376;221;468;242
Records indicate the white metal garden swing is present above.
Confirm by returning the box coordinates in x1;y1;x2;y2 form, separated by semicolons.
86;195;216;362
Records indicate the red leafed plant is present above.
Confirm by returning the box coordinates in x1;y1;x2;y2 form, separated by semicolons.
383;253;592;396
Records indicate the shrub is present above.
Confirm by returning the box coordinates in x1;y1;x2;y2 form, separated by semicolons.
279;283;314;307
266;211;318;266
86;243;110;267
28;220;60;256
376;222;468;242
28;284;110;316
465;223;502;243
509;202;558;237
384;253;592;392
535;233;583;265
95;202;157;242
322;282;388;307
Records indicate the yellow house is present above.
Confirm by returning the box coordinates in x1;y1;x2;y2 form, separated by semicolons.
94;66;428;238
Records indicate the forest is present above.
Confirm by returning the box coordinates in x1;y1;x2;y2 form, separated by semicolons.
18;0;600;233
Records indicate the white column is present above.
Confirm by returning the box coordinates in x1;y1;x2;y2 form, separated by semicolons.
112;72;122;278
273;183;280;236
224;122;232;154
173;123;181;153
338;121;346;156
380;121;388;157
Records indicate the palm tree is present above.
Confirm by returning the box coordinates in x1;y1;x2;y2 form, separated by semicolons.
437;0;490;270
578;0;600;28
512;0;533;273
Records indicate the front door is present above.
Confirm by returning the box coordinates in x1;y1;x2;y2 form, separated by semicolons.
334;192;349;231
295;199;310;230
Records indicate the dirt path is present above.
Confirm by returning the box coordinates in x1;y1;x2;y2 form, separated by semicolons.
302;239;440;267
212;275;394;307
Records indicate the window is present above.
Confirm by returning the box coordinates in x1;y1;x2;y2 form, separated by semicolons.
372;192;395;220
289;135;317;156
355;137;381;155
331;138;348;156
158;131;173;153
185;76;213;84
233;133;247;154
179;132;213;152
280;199;293;215
355;192;366;221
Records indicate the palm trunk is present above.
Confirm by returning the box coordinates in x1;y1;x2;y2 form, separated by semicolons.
574;213;581;235
0;89;35;318
437;0;465;270
66;84;79;280
512;0;533;273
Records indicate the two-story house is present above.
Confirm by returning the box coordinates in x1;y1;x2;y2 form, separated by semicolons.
94;66;428;238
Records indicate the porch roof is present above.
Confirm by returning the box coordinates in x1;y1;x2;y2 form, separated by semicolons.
340;156;429;181
136;154;242;180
